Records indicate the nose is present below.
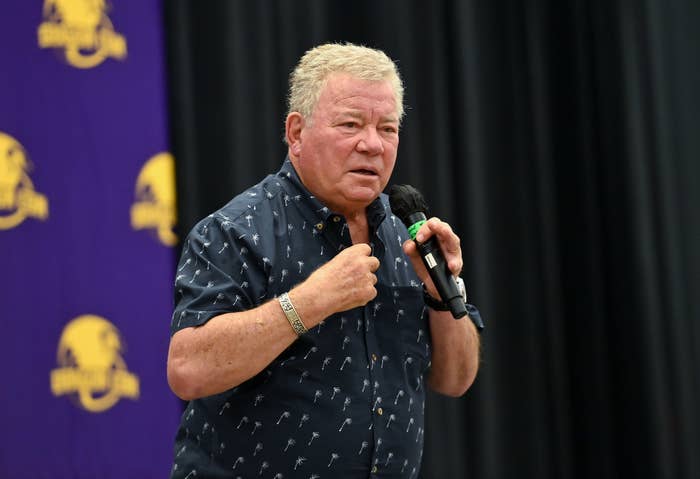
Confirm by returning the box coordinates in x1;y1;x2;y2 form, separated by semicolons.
356;126;384;156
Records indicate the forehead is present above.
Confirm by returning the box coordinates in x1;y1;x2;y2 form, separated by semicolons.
317;73;398;117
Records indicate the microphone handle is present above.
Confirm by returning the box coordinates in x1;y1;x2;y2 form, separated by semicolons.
416;238;468;319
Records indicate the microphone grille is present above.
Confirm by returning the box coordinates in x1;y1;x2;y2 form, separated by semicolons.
388;184;429;224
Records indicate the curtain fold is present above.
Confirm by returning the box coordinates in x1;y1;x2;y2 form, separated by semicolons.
164;1;700;477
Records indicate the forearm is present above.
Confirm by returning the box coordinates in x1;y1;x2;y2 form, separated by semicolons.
426;308;480;397
167;287;333;401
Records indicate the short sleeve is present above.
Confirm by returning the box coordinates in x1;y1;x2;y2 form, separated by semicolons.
170;216;266;335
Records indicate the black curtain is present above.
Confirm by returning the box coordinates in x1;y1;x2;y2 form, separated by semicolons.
164;1;700;477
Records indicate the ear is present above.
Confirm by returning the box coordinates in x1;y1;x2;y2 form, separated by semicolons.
285;112;304;158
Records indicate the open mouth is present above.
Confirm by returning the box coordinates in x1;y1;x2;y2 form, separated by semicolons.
350;169;378;176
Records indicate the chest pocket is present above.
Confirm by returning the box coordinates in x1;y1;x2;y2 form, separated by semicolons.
373;284;431;386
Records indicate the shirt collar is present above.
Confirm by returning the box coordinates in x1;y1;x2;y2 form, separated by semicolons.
278;157;387;231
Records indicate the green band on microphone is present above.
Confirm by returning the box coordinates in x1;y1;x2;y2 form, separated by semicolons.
407;220;426;240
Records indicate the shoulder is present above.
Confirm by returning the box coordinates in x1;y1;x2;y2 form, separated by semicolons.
188;174;287;237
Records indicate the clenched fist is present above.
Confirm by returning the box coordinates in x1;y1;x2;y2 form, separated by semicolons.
297;243;380;320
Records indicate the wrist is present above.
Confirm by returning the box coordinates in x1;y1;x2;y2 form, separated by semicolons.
288;283;335;328
422;277;468;311
422;284;451;311
278;292;308;335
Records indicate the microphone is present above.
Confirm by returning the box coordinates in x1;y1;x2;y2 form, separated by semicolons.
389;184;467;319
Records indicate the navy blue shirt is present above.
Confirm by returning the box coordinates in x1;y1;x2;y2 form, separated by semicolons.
170;159;473;478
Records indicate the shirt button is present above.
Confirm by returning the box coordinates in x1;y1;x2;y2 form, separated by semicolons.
377;407;383;415
371;465;378;473
315;222;324;230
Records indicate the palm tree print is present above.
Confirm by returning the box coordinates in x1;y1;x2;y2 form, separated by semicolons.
276;411;290;425
327;453;339;468
178;258;191;272
358;441;368;455
303;346;317;360
407;417;415;432
294;457;307;470
385;452;394;466
362;379;370;393
219;401;231;416
338;418;352;431
321;357;332;371
307;431;319;446
298;413;310;428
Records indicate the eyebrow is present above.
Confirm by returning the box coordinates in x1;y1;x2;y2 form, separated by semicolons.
336;110;398;123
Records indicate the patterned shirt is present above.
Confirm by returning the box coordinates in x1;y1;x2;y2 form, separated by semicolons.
170;159;474;479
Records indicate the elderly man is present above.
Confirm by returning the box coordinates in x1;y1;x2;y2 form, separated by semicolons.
167;42;482;478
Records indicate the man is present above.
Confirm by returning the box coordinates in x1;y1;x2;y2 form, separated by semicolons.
167;43;482;478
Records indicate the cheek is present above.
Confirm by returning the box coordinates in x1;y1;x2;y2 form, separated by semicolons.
383;135;399;153
383;143;398;168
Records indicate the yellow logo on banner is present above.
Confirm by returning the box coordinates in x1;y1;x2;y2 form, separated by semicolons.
131;152;178;246
51;315;140;412
0;132;49;230
37;0;127;69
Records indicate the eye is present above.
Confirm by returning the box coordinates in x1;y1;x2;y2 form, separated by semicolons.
342;122;359;129
382;126;398;134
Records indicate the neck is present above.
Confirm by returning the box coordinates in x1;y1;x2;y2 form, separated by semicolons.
345;211;370;244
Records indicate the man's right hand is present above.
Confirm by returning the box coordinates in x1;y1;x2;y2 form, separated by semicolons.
168;243;381;399
299;243;380;318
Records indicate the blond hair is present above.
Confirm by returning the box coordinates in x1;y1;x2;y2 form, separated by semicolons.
287;42;405;123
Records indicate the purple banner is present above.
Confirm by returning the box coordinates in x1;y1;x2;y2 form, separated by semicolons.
1;1;179;477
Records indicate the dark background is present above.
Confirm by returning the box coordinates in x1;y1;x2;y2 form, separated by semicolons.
164;1;700;477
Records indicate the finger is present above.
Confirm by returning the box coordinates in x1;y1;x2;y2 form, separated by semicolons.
419;218;463;276
368;285;378;301
368;272;378;285
368;256;380;272
402;239;416;256
427;218;461;255
343;242;371;257
448;258;463;277
354;243;373;256
414;217;439;243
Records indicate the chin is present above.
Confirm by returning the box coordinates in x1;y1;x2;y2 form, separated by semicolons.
346;191;381;207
